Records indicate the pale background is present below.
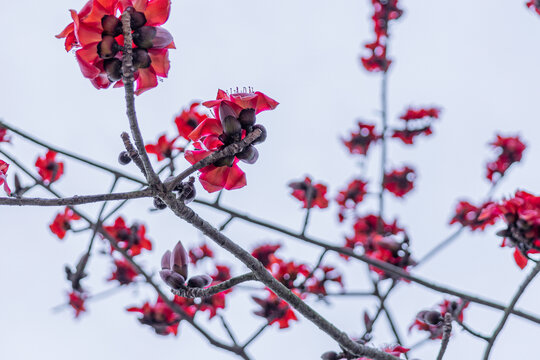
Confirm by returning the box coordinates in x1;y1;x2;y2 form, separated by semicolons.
1;1;539;359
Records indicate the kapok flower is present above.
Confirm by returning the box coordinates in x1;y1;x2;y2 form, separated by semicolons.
189;243;214;265
343;122;381;155
305;266;344;296
336;179;368;221
108;258;139;285
392;107;441;145
174;102;209;140
252;290;297;329
486;135;526;182
270;260;310;290
103;216;152;256
198;292;227;319
49;207;81;239
211;265;232;284
0;160;11;195
345;214;404;251
527;1;540;15
185;89;278;192
450;201;497;231
0;127;11;143
399;107;440;121
288;177;329;209
145;134;182;161
56;0;174;95
173;295;198;318
252;244;281;268
127;296;180;335
383;166;416;197
479;190;540;269
409;299;468;340
35;151;64;184
68;291;87;318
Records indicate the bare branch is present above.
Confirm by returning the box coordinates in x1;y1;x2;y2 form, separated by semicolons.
436;313;453;360
172;273;257;298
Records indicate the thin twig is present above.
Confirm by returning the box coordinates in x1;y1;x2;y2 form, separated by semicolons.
172;273;257;298
219;315;240;347
242;323;269;349
455;319;489;341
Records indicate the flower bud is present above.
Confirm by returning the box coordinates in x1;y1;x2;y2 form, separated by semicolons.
219;102;237;121
133;26;173;49
238;108;256;128
236;145;259;164
178;177;196;204
251;124;267;145
101;15;122;36
118;150;131;165
153;197;167;210
172;241;189;278
222;115;242;140
104;58;123;81
424;310;443;325
187;275;212;288
159;269;186;290
161;250;171;270
125;7;147;30
132;48;151;69
321;352;339;360
214;155;235;167
97;36;119;59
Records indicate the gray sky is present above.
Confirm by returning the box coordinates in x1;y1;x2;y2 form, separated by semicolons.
1;1;539;359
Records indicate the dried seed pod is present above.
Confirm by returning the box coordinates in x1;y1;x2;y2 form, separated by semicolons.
178;177;196;204
133;26;173;49
187;275;212;288
424;310;443;325
320;351;339;360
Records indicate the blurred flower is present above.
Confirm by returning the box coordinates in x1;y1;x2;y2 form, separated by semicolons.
103;216;152;256
68;291;87;318
127;296;180;335
252;290;297;329
289;177;329;209
145;134;182;161
189;243;214;265
49;207;81;239
0;160;11;195
252;244;281;268
383;166;416;197
486;135;526;182
450;200;497;231
175;102;209;140
108;258;138;285
343;122;381;155
35;150;64;184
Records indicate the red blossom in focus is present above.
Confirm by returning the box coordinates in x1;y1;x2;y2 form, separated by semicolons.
252;244;281;268
392;107;441;145
108;258;139;285
189;243;214;265
0;160;11;195
383;166;416;197
56;0;174;95
527;0;540;15
252;290;298;329
479;190;540;269
486;135;526;182
185;89;278;193
103;216;152;256
35;150;64;184
49;207;81;239
145;134;182;161
336;179;368;221
450;201;497;231
343;122;381;155
68;291;87;318
305;266;344;296
174;102;208;140
127;296;180;335
288;177;329;209
0;127;11;143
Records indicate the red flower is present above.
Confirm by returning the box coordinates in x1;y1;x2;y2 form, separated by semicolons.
252;244;281;268
391;106;441;145
56;0;174;95
252;290;297;329
270;260;310;290
361;41;392;72
68;291;87;318
174;102;208;140
184;89;278;193
173;295;198;318
343;122;381;155
305;266;344;296
198;292;226;319
49;207;81;239
450;201;497;231
479;190;540;269
127;296;180;335
345;214;404;251
383;166;416;197
145;134;182;161
35;151;64;184
0;127;11;143
399;107;440;121
486;135;526;182
288;177;329;209
336;179;368;221
211;265;232;284
527;1;540;15
439;298;468;323
108;258;138;285
365;235;415;279
189;243;214;265
103;216;152;256
0;160;11;195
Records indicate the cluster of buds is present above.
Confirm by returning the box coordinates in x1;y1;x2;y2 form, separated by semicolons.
410;299;467;339
160;241;212;290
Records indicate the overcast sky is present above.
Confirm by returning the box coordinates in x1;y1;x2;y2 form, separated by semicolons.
1;1;539;359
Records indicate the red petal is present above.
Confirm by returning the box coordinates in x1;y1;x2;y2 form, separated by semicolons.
224;164;246;190
188;118;223;141
144;0;171;26
75;44;101;79
148;49;170;77
134;68;158;95
513;249;528;269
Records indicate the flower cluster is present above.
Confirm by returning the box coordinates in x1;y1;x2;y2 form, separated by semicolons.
391;107;441;145
450;200;497;231
336;179;368;221
361;0;403;72
486;135;526;182
288;176;329;209
185;89;278;192
145;134;182;161
35;150;64;184
383;166;415;197
410;299;468;339
479;190;540;269
252;290;298;329
49;207;81;239
56;0;174;95
0;160;11;195
127;296;180;335
343;122;381;155
103;216;152;256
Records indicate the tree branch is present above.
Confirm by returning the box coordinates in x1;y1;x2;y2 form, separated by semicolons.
172;273;257;298
436;313;452;360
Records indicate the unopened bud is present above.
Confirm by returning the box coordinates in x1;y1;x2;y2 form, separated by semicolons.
125;7;147;30
424;310;443;325
101;15;122;36
238;108;256;128
133;26;173;49
222;115;242;140
97;36;119;59
187;275;212;288
161;250;171;270
133;48;151;69
172;241;189;278
237;145;259;164
219;102;237;121
159;269;186;289
104;58;123;81
321;351;339;360
118;151;132;165
251;124;267;145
